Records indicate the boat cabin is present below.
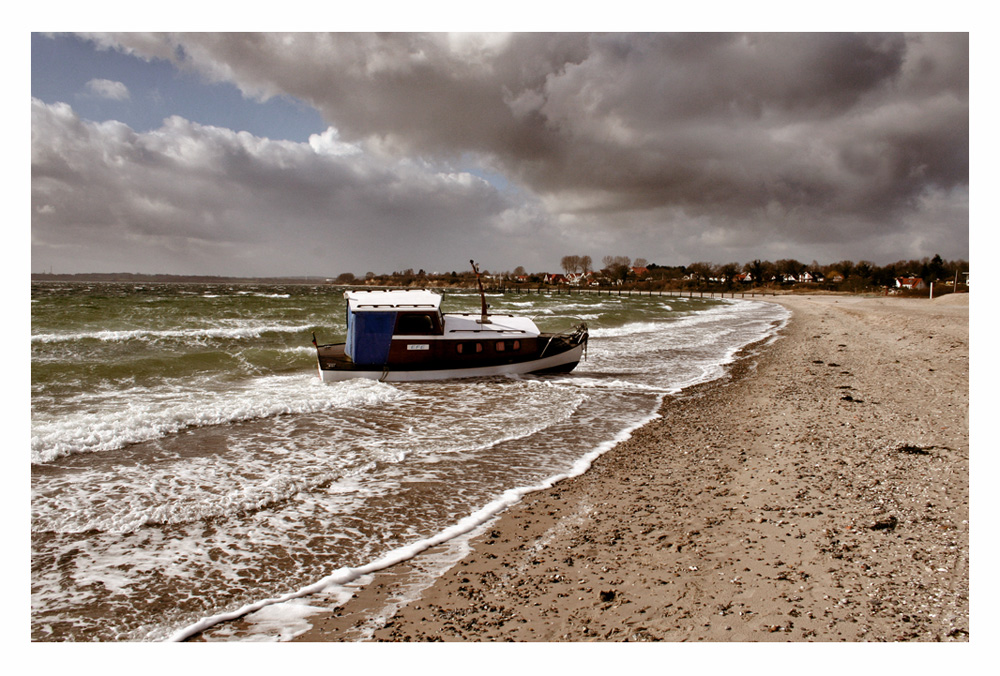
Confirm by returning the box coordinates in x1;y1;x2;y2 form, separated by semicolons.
343;289;541;368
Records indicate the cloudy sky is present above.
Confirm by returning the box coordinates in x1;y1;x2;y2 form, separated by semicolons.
30;29;970;277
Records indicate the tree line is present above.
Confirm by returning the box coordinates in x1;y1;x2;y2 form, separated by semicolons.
326;253;967;294
550;253;967;292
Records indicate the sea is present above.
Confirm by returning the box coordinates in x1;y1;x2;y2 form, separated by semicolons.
30;282;789;641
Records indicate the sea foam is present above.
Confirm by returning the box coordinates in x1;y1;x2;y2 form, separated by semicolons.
30;376;402;464
31;323;315;344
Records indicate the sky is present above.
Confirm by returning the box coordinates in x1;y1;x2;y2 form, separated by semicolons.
30;27;971;277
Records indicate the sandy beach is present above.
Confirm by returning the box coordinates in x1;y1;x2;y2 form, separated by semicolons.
294;293;969;642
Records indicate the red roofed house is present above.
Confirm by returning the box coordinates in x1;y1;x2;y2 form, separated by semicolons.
895;276;926;290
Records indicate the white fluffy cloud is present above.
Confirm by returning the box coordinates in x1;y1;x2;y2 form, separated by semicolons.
85;78;130;100
31;98;559;275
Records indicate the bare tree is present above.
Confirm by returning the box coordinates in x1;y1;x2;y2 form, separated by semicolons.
602;255;632;284
562;254;593;276
745;259;764;284
686;261;713;285
719;262;740;289
775;259;806;282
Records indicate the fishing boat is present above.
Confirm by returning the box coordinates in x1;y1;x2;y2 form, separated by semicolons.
313;262;588;383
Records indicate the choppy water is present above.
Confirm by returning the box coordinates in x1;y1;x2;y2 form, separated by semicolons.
30;282;788;641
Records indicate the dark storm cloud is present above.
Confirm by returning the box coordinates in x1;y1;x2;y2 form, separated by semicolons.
45;32;969;270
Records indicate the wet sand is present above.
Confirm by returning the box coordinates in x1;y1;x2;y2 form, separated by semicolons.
295;293;970;642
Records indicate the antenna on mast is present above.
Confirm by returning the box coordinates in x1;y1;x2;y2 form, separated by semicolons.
470;259;491;324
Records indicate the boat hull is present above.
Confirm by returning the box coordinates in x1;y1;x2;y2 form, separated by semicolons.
317;341;585;383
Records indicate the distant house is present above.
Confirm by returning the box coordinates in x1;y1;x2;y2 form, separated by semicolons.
565;272;594;285
546;273;568;285
895;276;926;290
828;272;845;283
803;271;824;283
631;266;650;279
735;272;753;283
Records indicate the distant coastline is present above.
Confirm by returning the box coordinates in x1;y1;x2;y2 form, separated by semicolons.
30;273;330;284
28;273;477;290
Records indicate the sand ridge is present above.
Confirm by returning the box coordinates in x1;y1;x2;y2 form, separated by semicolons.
296;293;969;642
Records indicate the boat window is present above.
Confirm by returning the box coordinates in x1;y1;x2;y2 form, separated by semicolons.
456;342;483;355
495;339;521;352
395;313;438;335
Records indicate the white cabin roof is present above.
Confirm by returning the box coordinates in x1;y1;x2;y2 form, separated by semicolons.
442;313;540;337
344;289;442;312
343;290;541;338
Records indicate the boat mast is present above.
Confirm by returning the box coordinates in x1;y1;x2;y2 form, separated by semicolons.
470;259;491;324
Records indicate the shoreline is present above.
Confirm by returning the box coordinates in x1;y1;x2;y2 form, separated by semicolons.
292;294;969;642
